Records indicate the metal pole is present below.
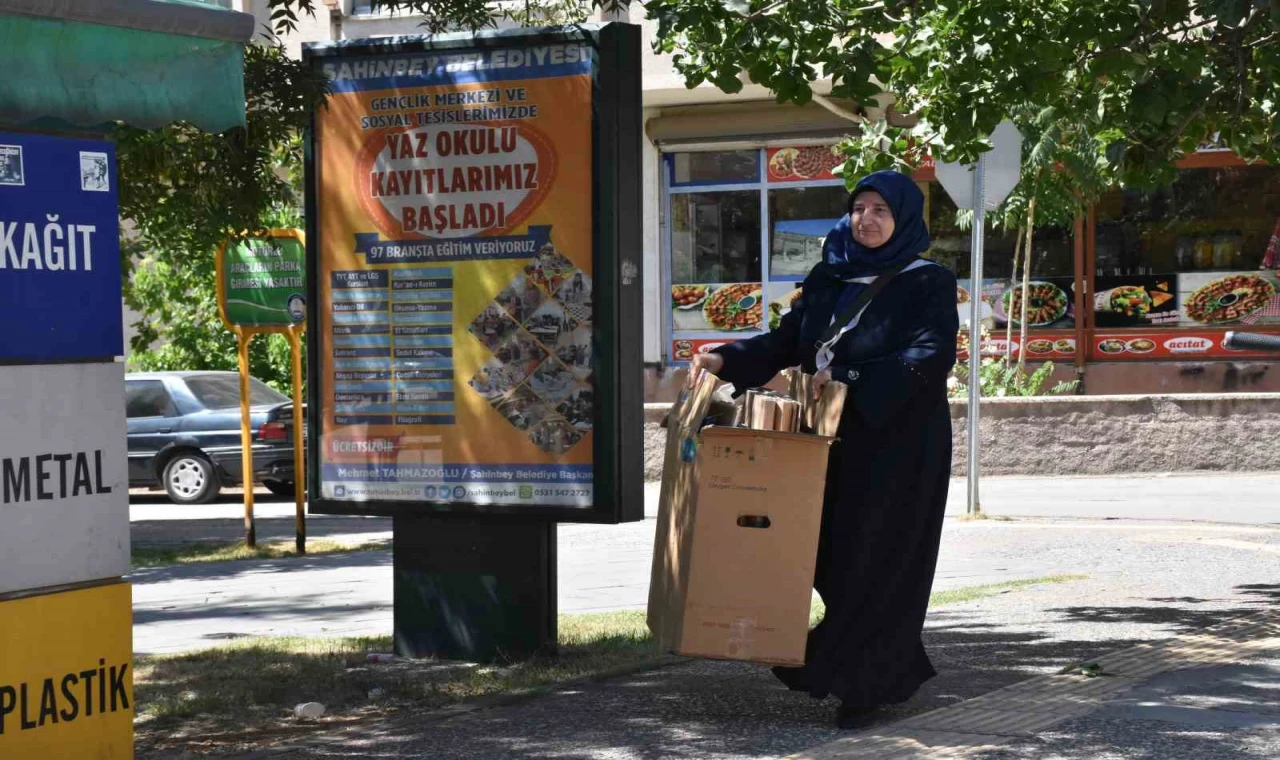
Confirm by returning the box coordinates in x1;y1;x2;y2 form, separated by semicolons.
238;329;257;546
290;327;306;554
967;155;987;517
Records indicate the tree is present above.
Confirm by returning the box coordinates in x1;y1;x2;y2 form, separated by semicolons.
117;42;328;389
120;1;618;384
266;0;608;34
266;0;1279;183
124;1;1280;386
647;0;1279;186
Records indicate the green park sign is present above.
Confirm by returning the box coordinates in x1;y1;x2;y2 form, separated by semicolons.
217;230;307;330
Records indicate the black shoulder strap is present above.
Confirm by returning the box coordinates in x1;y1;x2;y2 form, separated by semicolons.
816;259;915;347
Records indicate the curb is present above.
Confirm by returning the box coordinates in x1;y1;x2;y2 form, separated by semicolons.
787;608;1280;759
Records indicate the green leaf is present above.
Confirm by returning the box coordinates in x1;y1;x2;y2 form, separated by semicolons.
714;69;745;94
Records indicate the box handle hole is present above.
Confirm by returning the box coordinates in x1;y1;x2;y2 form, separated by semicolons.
736;515;771;529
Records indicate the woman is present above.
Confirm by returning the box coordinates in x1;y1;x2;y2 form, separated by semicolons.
689;170;958;729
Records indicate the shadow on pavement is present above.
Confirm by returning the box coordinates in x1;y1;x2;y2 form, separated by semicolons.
128;545;391;587
143;588;1277;759
974;714;1278;759
1046;603;1261;633
132;515;392;548
1238;583;1280;603
130;490;298;506
973;658;1280;758
132;583;391;629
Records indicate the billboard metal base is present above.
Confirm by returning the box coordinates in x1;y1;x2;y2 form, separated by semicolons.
393;515;556;663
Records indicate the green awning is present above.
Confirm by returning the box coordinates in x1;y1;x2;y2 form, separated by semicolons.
0;0;255;133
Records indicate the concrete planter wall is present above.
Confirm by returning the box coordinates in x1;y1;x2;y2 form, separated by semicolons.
642;393;1280;481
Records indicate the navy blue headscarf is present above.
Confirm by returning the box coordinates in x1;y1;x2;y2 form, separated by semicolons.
821;170;931;278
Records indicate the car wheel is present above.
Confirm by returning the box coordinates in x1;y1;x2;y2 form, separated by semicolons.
163;454;219;505
263;479;297;498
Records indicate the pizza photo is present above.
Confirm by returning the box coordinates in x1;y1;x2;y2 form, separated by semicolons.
767;148;799;179
792;145;842;178
1183;274;1277;325
1025;338;1055;355
768;145;841;180
702;283;763;331
671;284;709;310
1097;339;1127;355
1002;281;1069;327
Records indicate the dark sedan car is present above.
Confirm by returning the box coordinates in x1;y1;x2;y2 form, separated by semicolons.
126;371;304;504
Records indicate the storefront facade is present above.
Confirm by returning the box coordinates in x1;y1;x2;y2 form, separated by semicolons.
248;6;1280;402
641;116;1280;402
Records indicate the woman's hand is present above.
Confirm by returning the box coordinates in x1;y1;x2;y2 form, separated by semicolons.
687;353;725;388
811;368;833;400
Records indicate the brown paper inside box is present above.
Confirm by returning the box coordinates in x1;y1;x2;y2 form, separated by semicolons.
742;370;847;436
647;373;837;665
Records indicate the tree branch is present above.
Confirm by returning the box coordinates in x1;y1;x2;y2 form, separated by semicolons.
744;0;786;21
812;93;864;123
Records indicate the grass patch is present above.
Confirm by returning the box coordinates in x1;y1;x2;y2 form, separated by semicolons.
929;574;1088;606
131;539;388;568
134;610;665;753
809;574;1088;625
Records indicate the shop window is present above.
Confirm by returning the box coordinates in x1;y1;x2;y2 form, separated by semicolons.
668;151;759;186
1095;166;1280;274
1094;166;1280;329
925;183;1074;280
768;186;847;281
670;191;763;333
926;183;1077;333
665;147;847;360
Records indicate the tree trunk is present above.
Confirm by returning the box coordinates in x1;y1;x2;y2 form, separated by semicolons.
1018;198;1037;373
1006;224;1023;363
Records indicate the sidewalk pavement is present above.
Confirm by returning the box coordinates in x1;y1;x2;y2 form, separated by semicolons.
129;474;1280;654
131;474;1280;758
152;510;1280;759
795;611;1280;759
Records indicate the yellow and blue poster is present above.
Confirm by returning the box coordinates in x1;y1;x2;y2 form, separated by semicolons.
312;40;597;507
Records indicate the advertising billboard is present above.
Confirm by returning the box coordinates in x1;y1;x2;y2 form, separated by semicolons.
304;25;642;522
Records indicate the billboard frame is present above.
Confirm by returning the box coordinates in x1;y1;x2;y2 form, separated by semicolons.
302;23;643;524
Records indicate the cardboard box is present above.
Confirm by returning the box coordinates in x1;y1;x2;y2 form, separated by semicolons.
648;375;835;665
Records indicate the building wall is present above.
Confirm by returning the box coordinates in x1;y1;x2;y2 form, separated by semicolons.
641;392;1280;481
641;107;664;365
237;0;335;52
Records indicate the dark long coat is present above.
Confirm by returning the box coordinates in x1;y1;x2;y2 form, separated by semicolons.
713;259;958;708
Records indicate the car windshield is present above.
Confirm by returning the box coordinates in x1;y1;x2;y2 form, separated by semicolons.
185;374;289;410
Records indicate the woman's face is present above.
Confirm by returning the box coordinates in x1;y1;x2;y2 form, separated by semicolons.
850;191;895;248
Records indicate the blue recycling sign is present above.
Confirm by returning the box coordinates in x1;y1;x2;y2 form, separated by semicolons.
0;132;123;362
